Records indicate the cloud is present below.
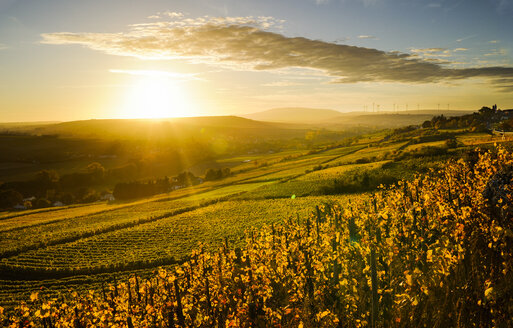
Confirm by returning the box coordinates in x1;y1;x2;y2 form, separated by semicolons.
148;11;184;19
427;3;442;8
0;43;8;50
484;49;508;57
262;81;303;87
454;48;468;52
109;69;202;81
411;48;446;53
489;40;500;44
456;35;477;43
41;15;513;90
357;35;377;40
493;78;513;92
410;48;452;58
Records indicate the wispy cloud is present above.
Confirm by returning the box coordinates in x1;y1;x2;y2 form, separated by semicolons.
357;35;378;40
411;48;446;53
0;43;8;50
456;35;477;43
148;11;184;19
410;48;452;58
262;81;303;87
334;37;350;43
489;40;500;44
427;3;441;8
109;69;202;81
41;15;513;90
411;47;469;59
484;49;508;57
493;78;513;92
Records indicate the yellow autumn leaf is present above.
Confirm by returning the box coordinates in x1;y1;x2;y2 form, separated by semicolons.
427;250;433;262
485;287;494;300
30;292;38;302
405;274;412;286
319;310;330;319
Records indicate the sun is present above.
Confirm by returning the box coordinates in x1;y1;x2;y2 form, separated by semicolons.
121;76;195;119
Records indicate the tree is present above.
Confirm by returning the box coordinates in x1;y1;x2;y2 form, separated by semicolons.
35;170;59;184
87;162;106;184
60;192;75;205
479;106;494;115
205;168;232;181
75;187;99;203
34;198;51;209
0;190;23;209
205;168;220;181
221;167;231;178
421;120;432;129
176;171;199;186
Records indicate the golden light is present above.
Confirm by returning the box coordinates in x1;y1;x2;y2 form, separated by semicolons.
120;74;196;119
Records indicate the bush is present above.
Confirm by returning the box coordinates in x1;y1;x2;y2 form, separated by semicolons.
205;168;231;181
34;198;51;208
0;189;23;209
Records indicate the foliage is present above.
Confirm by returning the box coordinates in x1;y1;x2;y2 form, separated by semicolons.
175;172;201;187
204;168;231;181
318;166;398;195
3;146;513;327
0;190;23;209
114;178;170;200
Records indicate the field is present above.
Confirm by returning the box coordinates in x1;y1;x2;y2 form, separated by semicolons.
1;122;513;327
3;137;513;327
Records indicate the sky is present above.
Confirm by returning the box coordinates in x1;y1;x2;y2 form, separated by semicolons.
0;0;512;122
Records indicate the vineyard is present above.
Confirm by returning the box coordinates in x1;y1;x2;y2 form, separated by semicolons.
1;197;340;278
1;145;512;327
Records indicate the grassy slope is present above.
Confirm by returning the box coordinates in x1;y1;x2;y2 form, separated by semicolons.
1;125;512;307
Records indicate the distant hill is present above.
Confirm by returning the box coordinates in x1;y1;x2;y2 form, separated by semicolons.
321;113;460;128
323;110;474;128
2;116;308;141
375;110;474;117
243;107;344;124
243;107;474;127
0;121;60;130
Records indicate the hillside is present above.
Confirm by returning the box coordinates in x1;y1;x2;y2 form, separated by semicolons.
323;113;439;128
2;105;513;327
243;107;344;123
0;117;313;183
244;107;474;128
9;116;305;140
2;138;513;327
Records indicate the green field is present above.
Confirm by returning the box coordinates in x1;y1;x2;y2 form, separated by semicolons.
1;123;511;310
2;197;341;272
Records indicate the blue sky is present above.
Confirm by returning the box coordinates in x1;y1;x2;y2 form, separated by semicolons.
0;0;512;121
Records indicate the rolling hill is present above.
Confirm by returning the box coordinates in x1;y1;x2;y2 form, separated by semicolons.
242;107;344;124
244;107;474;128
0;116;309;141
